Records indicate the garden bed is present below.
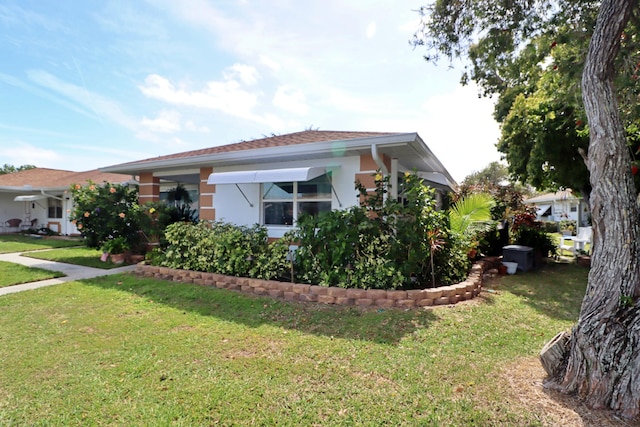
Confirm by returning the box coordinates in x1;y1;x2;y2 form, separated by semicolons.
134;257;499;308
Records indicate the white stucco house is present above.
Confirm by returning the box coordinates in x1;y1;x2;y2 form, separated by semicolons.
101;130;457;238
525;190;590;227
0;168;134;235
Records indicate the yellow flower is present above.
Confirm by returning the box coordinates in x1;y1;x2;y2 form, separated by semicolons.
110;187;116;193
84;211;90;217
404;171;411;177
119;212;125;218
149;207;156;214
375;173;383;181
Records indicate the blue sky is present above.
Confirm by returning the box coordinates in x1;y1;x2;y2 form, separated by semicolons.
0;0;501;182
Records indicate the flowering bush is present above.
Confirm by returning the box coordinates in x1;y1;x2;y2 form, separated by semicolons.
69;181;142;249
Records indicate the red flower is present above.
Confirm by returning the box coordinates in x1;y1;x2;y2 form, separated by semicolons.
632;165;638;175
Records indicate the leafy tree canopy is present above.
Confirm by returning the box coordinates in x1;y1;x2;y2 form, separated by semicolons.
0;164;36;175
412;1;640;196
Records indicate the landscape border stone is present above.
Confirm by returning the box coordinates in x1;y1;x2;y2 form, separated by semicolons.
134;256;499;309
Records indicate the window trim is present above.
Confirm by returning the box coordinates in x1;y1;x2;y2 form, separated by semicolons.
261;178;333;227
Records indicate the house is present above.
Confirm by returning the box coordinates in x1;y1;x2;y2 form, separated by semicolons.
525;190;590;227
101;130;457;238
0;168;134;235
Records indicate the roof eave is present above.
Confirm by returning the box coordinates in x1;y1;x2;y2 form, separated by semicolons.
100;133;418;174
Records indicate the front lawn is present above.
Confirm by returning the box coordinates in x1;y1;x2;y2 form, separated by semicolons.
23;247;129;269
0;262;589;426
0;261;64;288
0;234;82;253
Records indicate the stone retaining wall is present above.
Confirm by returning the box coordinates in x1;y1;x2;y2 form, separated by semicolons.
134;258;499;308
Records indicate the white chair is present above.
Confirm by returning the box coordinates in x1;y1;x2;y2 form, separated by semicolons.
559;226;592;255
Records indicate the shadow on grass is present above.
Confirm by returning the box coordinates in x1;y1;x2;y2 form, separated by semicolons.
82;273;439;345
494;260;587;322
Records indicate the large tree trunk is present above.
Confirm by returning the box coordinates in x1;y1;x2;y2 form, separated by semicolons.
546;0;640;419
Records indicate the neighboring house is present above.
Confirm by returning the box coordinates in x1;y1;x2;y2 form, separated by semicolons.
0;168;133;235
525;190;590;227
101;130;457;238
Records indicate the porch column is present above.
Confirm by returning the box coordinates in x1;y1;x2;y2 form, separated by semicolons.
139;172;160;204
199;167;216;221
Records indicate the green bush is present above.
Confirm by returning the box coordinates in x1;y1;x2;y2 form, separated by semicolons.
292;172;469;289
559;219;576;235
160;222;289;280
543;221;559;233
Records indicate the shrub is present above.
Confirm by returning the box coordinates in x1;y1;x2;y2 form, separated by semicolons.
160;222;289;280
292;172;470;289
543;221;559;233
559;219;577;235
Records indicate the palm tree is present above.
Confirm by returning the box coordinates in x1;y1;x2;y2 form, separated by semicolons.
166;183;192;207
449;193;495;256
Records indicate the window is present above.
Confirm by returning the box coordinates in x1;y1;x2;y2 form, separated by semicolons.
48;198;62;218
570;205;578;213
262;174;332;226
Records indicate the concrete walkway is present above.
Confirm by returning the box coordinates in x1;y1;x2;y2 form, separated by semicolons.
0;251;137;296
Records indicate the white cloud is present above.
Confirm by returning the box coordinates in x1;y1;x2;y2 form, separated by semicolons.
223;63;260;85
138;70;294;129
185;120;210;133
26;70;139;131
259;54;280;71
139;74;258;117
0;142;63;168
140;110;182;133
366;21;376;38
273;85;308;115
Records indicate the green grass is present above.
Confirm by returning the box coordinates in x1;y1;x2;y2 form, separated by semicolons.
0;234;82;253
0;262;588;426
23;247;126;269
0;261;64;288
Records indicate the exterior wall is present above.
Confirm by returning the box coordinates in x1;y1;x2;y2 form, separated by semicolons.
551;200;580;223
139;172;160;204
0;194;31;225
533;199;582;225
355;153;391;193
212;156;361;238
0;192;79;235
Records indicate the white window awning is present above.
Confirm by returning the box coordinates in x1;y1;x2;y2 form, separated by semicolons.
536;204;551;215
207;166;332;185
13;195;48;202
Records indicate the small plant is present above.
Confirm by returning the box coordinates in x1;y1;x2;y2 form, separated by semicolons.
620;295;634;308
102;236;130;254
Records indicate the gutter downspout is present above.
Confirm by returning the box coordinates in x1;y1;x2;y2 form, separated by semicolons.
371;144;389;175
40;190;63;200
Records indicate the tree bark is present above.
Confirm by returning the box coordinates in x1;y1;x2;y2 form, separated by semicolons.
546;0;640;419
